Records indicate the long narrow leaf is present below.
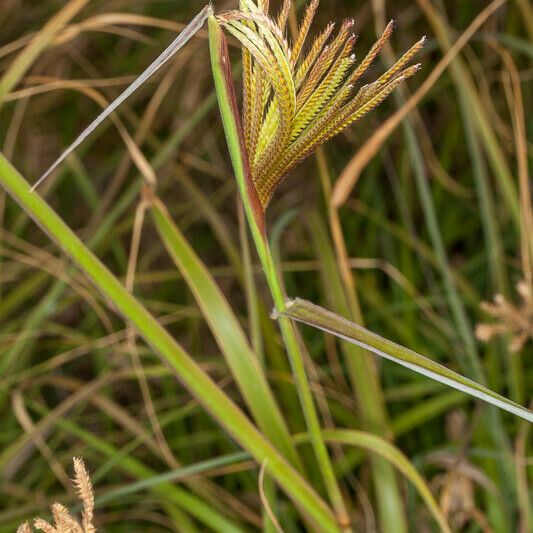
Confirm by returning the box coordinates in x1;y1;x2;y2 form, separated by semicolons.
31;4;212;190
149;195;302;470
0;153;339;532
94;451;250;507
294;429;451;533
281;298;533;423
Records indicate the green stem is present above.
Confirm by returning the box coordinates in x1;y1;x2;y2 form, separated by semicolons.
316;149;408;533
263;240;350;528
207;15;349;529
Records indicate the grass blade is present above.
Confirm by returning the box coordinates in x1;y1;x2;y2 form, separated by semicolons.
148;193;302;470
281;298;533;423
31;4;212;190
294;429;451;533
94;451;250;507
0;153;339;532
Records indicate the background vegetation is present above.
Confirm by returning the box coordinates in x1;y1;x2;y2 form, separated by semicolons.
0;0;531;531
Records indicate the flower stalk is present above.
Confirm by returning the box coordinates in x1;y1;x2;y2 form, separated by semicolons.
209;0;423;528
208;16;349;527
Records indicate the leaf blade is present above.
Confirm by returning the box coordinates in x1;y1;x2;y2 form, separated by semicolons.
281;298;533;423
0;153;339;532
149;195;302;471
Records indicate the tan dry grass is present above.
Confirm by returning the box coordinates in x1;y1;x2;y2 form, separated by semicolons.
17;458;96;533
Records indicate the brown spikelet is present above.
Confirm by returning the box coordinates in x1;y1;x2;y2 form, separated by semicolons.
218;1;423;207
297;19;354;106
276;0;292;31
33;520;56;533
242;49;254;151
292;0;319;64
17;458;96;533
50;504;71;529
476;281;533;352
347;20;394;85
73;458;96;533
295;22;335;87
51;504;83;533
373;35;426;87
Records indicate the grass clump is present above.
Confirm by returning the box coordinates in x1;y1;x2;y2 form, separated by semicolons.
0;0;531;531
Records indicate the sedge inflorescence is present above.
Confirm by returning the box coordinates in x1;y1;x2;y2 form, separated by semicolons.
217;0;425;208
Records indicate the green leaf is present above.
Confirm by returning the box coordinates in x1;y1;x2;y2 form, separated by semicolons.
281;298;533;423
295;429;451;533
0;153;339;532
94;451;250;507
149;195;302;470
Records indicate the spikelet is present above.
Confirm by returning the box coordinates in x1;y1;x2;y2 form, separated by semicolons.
347;20;394;86
476;281;533;352
32;520;56;533
217;0;423;207
73;457;96;533
276;0;292;31
296;18;355;107
17;458;96;533
50;503;83;533
292;0;319;64
295;22;335;87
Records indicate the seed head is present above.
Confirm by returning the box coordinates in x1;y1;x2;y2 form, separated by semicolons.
217;0;423;207
476;280;533;352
